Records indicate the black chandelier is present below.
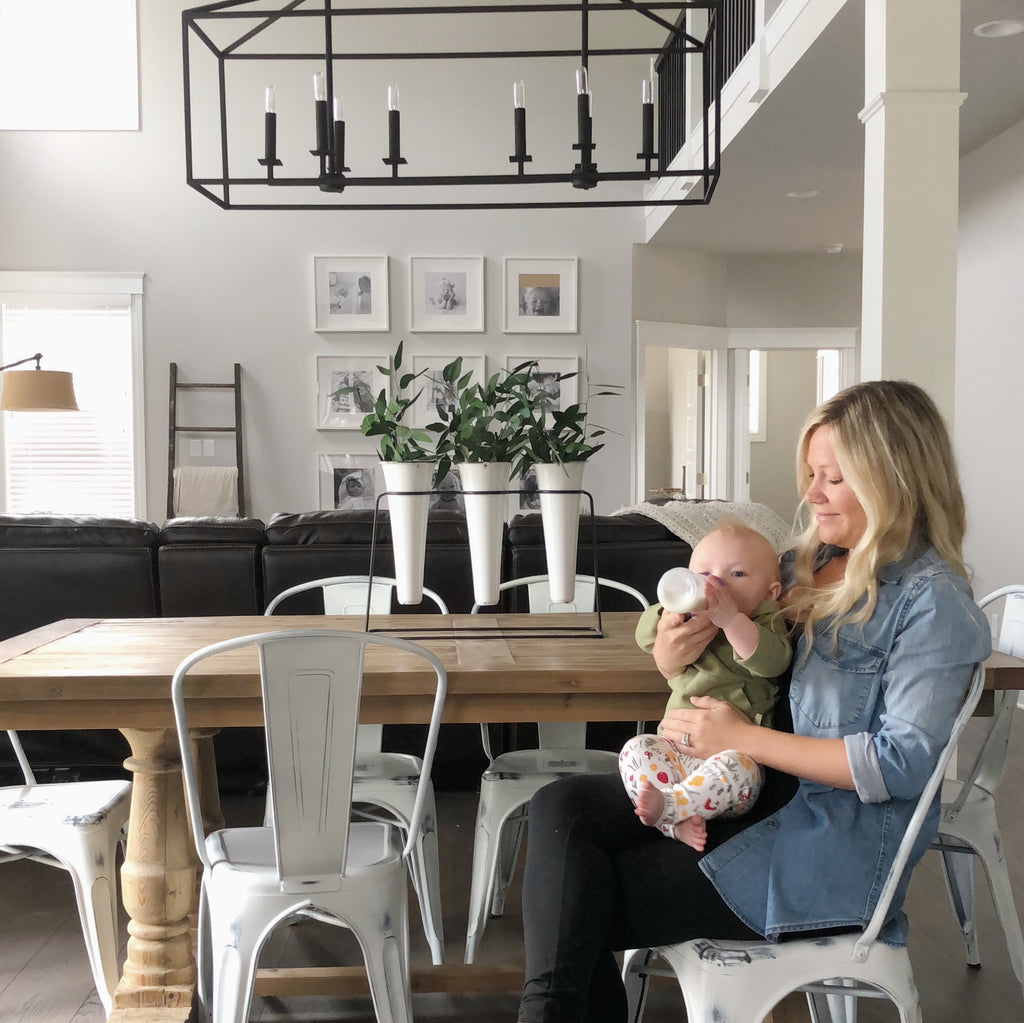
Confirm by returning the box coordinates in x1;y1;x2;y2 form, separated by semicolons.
182;1;722;211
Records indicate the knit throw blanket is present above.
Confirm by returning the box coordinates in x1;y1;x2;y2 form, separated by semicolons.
613;500;795;553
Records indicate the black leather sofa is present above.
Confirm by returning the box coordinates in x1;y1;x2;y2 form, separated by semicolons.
0;510;693;790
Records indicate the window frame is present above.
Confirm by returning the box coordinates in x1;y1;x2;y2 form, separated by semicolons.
0;271;147;517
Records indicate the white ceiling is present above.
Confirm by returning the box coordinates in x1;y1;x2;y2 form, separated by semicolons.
648;0;1024;255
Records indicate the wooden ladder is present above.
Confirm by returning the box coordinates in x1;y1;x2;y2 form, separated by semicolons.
167;362;245;518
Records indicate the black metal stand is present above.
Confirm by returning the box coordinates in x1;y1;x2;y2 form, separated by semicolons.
362;485;604;639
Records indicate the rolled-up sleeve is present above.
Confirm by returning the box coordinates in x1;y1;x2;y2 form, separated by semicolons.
846;571;990;803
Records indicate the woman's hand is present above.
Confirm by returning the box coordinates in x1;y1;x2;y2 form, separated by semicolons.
651;609;718;679
660;695;754;759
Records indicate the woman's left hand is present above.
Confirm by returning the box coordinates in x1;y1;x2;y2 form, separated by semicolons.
660;695;754;758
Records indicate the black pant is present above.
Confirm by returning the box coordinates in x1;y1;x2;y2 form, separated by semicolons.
518;769;797;1023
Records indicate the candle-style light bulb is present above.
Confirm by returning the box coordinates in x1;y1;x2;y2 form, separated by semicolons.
313;71;327;102
265;85;276;114
642;78;653;105
575;66;589;96
334;95;344;122
513;80;526;109
388;85;400;111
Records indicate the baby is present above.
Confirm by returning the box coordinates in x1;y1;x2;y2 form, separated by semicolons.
619;521;791;851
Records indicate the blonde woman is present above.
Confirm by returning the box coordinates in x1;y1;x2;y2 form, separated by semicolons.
517;380;990;1023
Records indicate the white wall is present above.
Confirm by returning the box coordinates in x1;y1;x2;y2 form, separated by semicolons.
0;2;647;521
956;114;1024;597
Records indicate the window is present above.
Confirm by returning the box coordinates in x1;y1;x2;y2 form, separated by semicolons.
748;349;767;442
0;0;139;130
816;349;841;405
0;273;145;516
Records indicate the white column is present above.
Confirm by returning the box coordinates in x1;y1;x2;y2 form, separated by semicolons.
859;0;964;423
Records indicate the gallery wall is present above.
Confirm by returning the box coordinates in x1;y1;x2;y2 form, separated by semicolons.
0;2;654;522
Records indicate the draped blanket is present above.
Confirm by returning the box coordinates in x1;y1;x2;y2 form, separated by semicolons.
613;500;794;553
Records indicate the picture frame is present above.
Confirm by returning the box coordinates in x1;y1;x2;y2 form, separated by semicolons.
503;256;578;333
316;354;387;430
429;466;466;516
504;354;579;412
319;453;383;511
409;256;485;332
410;353;486;428
313;255;389;331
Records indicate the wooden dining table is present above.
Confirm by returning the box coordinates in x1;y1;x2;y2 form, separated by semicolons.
0;611;1021;1023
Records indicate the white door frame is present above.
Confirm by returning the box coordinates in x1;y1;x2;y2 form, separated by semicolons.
633;321;858;505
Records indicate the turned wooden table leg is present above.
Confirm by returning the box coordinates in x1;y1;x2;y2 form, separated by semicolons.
116;727;196;1012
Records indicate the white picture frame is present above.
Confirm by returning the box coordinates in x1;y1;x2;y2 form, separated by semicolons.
409;256;485;332
319;454;383;511
313;255;389;331
503;256;578;333
410;353;486;428
504;354;579;412
316;354;387;430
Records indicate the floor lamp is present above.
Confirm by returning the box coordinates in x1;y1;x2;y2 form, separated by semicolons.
0;353;78;411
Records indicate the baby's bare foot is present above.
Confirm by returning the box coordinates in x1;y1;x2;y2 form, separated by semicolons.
673;816;707;852
635;779;668;826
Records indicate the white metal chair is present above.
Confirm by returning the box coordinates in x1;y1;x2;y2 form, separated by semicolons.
0;730;130;1015
932;585;1024;999
464;573;650;964
265;575;448;964
620;661;986;1023
171;627;447;1023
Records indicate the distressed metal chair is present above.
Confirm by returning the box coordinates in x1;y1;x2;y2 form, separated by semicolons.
0;730;130;1015
265;575;448;964
464;573;649;964
932;585;1024;999
621;661;986;1023
171;627;447;1023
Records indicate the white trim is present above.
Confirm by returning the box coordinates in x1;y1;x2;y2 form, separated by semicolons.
0;271;145;295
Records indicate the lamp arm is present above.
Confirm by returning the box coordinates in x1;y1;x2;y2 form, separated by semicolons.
0;353;43;373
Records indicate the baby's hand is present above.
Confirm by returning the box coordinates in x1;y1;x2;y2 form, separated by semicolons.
703;576;741;629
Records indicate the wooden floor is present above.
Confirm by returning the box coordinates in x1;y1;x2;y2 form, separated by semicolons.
3;711;1023;1023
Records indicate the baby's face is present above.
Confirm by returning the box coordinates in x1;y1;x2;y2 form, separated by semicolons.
687;529;781;616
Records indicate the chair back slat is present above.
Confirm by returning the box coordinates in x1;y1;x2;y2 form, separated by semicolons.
4;730;36;785
260;635;364;886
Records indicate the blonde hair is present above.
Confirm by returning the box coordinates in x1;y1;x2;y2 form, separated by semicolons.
787;380;968;640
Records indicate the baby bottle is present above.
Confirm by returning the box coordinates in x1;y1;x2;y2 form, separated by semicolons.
657;567;707;614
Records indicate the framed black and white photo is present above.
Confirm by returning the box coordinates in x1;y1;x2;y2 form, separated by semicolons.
316;354;387;429
410;353;486;428
318;454;383;511
429;467;465;515
503;257;578;333
504;355;579;412
410;256;485;332
313;255;389;331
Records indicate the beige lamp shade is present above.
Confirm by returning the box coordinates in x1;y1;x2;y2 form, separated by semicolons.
0;369;79;411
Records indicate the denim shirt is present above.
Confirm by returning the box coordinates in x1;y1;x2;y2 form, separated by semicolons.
699;545;991;945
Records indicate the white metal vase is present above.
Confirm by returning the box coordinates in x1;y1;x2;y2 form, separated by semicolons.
534;460;586;604
381;460;434;605
459;461;512;608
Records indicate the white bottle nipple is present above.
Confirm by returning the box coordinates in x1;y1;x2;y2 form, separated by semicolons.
657;567;707;614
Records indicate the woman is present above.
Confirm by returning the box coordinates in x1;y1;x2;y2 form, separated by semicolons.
517;380;990;1023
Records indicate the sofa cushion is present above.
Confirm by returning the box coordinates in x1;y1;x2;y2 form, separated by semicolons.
0;514;158;548
159;516;266;546
266;509;471;546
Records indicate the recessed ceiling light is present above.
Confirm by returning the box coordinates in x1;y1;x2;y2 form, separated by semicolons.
824;243;844;254
785;189;820;200
974;19;1024;37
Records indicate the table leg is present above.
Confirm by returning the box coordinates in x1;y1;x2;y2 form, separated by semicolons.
116;727;196;1012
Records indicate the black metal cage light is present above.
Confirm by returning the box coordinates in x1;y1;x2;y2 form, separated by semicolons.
182;0;723;211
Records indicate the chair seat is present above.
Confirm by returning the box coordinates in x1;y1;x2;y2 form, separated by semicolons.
483;747;620;781
354;751;422;782
0;778;131;824
207;821;401;876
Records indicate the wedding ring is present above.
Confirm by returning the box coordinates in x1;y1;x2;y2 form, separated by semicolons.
681;732;692;748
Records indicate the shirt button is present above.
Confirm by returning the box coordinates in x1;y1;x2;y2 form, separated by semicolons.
767;818;777;828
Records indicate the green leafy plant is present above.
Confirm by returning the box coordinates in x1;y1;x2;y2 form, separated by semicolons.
331;340;442;463
432;357;531;482
502;359;622;475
